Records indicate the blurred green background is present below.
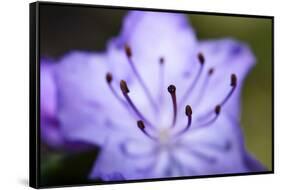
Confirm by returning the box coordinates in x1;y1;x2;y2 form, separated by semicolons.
40;4;273;186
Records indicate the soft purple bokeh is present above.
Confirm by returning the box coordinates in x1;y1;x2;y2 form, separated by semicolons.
40;11;266;180
40;58;97;152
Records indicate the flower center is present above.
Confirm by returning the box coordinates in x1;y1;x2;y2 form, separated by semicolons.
105;44;238;142
158;128;172;146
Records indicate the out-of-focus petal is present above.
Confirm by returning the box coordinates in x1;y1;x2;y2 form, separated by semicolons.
243;152;267;172
40;59;62;147
40;59;57;119
106;11;197;100
54;51;138;146
40;118;63;148
54;51;110;145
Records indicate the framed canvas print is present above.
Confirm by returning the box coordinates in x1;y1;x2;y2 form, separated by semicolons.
29;1;274;188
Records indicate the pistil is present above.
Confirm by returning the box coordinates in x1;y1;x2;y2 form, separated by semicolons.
168;85;178;127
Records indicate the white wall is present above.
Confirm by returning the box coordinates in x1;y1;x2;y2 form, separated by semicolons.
0;0;279;189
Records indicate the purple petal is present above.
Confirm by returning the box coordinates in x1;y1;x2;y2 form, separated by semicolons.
243;152;267;172
187;39;256;118
177;113;259;175
40;117;64;148
40;59;63;147
53;51;110;146
106;11;197;101
54;51;137;146
40;59;57;120
89;137;151;180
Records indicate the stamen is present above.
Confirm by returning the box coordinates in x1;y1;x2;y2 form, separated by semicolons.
175;105;193;136
120;80;154;127
158;57;165;105
124;44;158;112
105;72;127;107
197;73;237;122
198;52;205;64
120;79;130;93
106;72;113;83
137;120;156;140
168;85;177;127
125;44;132;58
184;105;192;130
179;52;205;106
208;68;214;76
220;74;237;106
199;105;221;127
159;57;164;65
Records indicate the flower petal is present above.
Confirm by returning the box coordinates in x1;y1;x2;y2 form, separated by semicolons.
40;59;57;119
243;152;267;172
89;135;155;180
106;11;197;104
54;51;129;146
178;113;265;175
189;39;255;119
40;59;63;147
40;118;64;148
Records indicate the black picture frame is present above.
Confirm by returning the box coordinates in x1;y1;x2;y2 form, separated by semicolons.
29;1;274;188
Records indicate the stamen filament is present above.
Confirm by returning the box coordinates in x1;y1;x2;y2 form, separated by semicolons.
220;74;237;106
120;80;154;127
199;105;221;127
193;68;215;107
179;52;205;106
124;44;158;112
168;85;177;127
158;57;165;106
106;73;127;107
137;120;157;141
197;73;237;122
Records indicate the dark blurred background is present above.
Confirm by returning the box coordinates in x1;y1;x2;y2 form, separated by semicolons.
40;3;273;185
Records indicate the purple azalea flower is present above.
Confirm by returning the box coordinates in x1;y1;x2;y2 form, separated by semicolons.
40;59;63;148
40;58;96;152
40;11;266;180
